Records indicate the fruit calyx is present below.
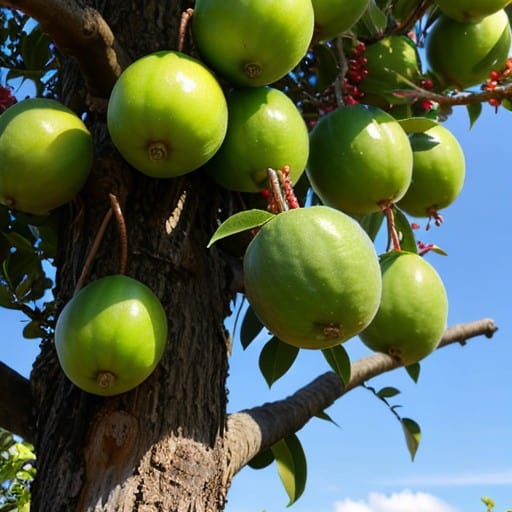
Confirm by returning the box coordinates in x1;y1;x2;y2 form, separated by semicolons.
148;141;169;161
96;370;117;389
244;62;263;79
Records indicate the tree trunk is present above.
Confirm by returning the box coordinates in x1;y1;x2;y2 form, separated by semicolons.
30;1;237;510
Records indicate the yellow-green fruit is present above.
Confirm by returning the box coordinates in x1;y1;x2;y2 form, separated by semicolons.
434;0;511;22
192;0;314;87
312;0;370;42
0;98;93;215
107;51;228;178
244;206;382;349
360;35;422;105
205;86;309;192
307;104;413;215
360;251;448;365
426;10;512;90
55;275;168;396
398;122;465;217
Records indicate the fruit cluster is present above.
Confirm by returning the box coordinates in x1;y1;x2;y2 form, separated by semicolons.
0;0;509;395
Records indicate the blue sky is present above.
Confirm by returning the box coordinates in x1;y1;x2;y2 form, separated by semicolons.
1;84;511;512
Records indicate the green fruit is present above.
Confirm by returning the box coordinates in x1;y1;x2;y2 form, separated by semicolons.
307;104;413;215
426;10;512;90
0;98;93;215
435;0;511;22
244;206;382;349
398;121;465;217
360;36;422;105
55;275;168;396
312;0;370;42
360;251;448;365
205;87;309;192
192;0;314;87
107;51;228;178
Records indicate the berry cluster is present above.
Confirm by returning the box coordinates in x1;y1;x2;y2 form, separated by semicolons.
417;79;434;112
342;42;367;105
483;57;512;110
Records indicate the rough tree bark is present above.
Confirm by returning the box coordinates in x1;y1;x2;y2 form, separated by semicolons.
0;1;500;511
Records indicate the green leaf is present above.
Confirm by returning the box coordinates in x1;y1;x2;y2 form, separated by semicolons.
322;345;351;386
398;117;438;134
401;417;421;461
208;209;274;248
0;285;16;310
240;304;264;349
467;102;482;129
392;206;418;254
22;320;46;339
405;362;421;383
358;0;388;37
377;386;401;399
358;211;384;241
315;411;340;428
259;336;299;388
313;43;338;91
248;448;275;470
430;244;448;256
271;434;307;506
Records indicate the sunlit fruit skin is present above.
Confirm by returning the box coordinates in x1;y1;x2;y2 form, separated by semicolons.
360;35;422;105
359;251;448;366
0;98;93;215
434;0;511;23
55;275;168;396
311;0;370;42
107;51;228;178
244;206;382;349
398;122;465;217
426;10;512;90
205;87;309;192
192;0;314;87
307;104;413;216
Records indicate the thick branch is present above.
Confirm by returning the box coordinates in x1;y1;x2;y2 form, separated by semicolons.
0;361;33;441
224;318;498;478
0;0;128;97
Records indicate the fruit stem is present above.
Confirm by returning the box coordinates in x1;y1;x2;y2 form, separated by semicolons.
381;203;401;252
178;8;194;53
74;207;113;296
109;193;128;275
265;166;300;214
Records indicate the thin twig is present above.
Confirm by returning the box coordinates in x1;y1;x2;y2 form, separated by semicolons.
108;193;128;275
73;208;113;295
178;8;194;53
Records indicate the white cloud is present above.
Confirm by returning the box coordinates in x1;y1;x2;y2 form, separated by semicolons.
334;490;458;512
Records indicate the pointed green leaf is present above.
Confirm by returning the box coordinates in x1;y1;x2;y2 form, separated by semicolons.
248;448;275;470
313;43;338;91
377;386;401;399
467;102;482;129
240;304;264;349
0;284;17;310
392;206;418;254
271;434;307;506
405;362;421;383
259;337;299;388
358;211;384;241
398;117;438;134
22;320;46;339
322;345;351;386
315;411;340;428
208;209;274;248
401;417;421;461
430;244;448;256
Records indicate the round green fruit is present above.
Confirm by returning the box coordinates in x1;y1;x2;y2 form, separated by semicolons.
205;87;309;192
426;10;512;90
107;51;228;178
360;35;422;106
398;121;465;218
244;206;382;349
359;251;448;365
0;98;93;215
434;0;511;22
55;275;168;396
312;0;370;42
192;0;314;87
307;104;413;215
